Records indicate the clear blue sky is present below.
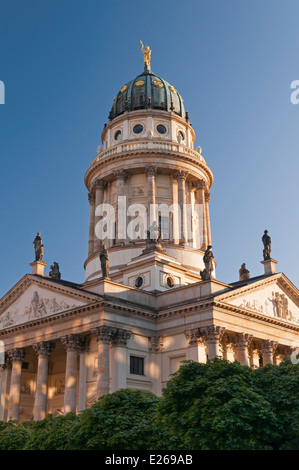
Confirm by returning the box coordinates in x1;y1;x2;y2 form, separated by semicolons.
0;0;299;297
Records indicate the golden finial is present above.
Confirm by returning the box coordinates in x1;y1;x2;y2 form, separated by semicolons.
140;40;151;68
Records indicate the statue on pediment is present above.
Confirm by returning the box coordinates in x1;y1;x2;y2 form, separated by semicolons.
49;262;61;280
239;263;250;281
262;230;271;260
33;233;44;261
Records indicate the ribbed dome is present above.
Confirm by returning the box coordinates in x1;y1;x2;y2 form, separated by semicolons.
109;65;185;121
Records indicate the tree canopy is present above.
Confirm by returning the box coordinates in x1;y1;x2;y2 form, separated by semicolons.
0;359;298;450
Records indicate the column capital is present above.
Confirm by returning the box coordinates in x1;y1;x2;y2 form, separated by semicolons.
193;179;206;191
32;341;55;359
184;328;200;346
91;325;117;344
112;329;131;347
92;178;107;191
113;169;129;181
61;334;83;352
200;325;226;343
145;166;157;177
8;348;25;363
173;170;188;181
149;336;164;352
235;333;253;349
88;192;95;204
79;336;90;353
261;340;278;355
205;192;211;202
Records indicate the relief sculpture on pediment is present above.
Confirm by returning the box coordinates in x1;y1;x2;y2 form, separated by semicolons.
0;290;79;329
271;292;293;321
238;291;298;324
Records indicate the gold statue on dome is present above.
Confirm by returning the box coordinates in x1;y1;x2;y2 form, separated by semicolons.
140;40;151;67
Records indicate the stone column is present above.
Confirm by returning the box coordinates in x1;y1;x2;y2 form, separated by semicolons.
261;340;278;365
184;328;202;362
93;179;106;253
7;348;25;421
220;335;235;361
171;174;179;244
32;342;55;421
91;326;117;398
114;170;128;245
234;333;252;366
149;336;164;396
78;338;89;412
146;166;157;230
175;170;188;245
111;329;131;393
200;326;226;360
61;335;81;414
0;359;11;422
205;192;212;247
88;192;95;257
195;180;208;250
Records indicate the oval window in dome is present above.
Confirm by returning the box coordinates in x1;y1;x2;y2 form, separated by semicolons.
133;124;144;134
114;130;122;141
157;124;167;134
154;80;163;88
135;276;144;288
167;276;174;288
135;80;145;87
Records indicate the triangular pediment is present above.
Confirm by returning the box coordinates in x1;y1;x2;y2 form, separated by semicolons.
0;275;100;330
215;274;299;326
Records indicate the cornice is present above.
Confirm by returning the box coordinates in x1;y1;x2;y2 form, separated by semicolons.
213;300;299;332
84;147;213;191
1;281;298;338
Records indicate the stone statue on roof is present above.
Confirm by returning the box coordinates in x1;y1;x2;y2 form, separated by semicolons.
200;245;215;281
33;233;44;261
262;230;271;260
49;262;61;280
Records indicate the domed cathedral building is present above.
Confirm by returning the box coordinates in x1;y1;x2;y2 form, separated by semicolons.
0;45;299;422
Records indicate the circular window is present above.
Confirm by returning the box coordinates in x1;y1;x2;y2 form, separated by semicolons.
157;124;167;134
133;124;144;134
114;130;122;141
135;276;144;288
167;276;174;288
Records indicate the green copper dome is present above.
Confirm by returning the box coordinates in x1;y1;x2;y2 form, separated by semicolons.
109;65;186;121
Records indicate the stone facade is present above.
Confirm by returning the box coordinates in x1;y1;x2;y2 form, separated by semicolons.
0;56;298;422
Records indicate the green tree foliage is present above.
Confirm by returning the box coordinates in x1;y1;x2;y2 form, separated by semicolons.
0;360;298;450
24;413;78;450
0;420;31;450
157;359;299;450
68;389;176;450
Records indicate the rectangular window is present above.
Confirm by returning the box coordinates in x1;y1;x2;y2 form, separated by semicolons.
159;215;169;240
130;356;144;375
